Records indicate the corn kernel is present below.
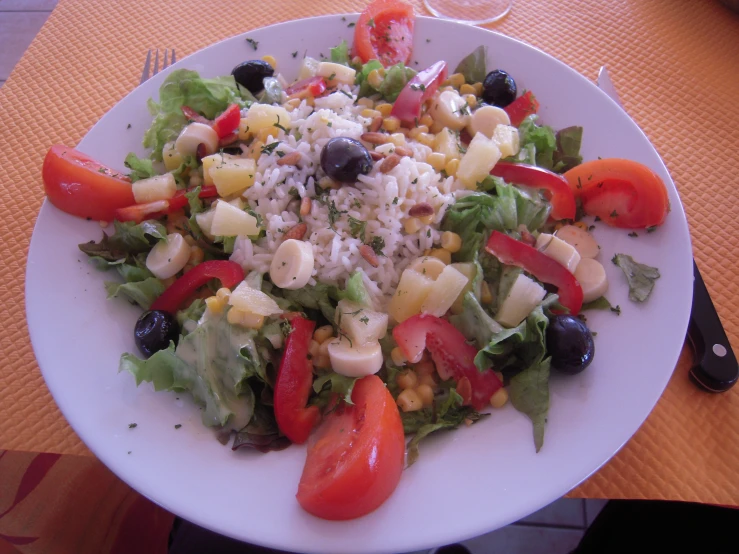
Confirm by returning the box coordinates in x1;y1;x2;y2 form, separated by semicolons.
415;359;435;375
308;339;321;358
575;221;589;231
404;217;422;234
318;339;331;358
473;82;484;96
418;372;437;388
227;307;246;325
161;276;177;288
390;347;407;366
416;384;435;407
305;96;315;107
418;214;434;225
420;114;434;127
444;158;460;177
459;83;476;96
481;281;493;304
357;97;374;108
188;245;205;265
408;125;430;139
416;133;435;147
312;354;330;369
448;73;465;88
376;103;393;117
429;248;452;264
464;94;477;109
490;388;509;408
313;325;334;344
352;55;363;66
441;231;462;253
397;388;423;412
205;296;225;315
396;369;419;390
368;69;384;89
427;152;446;171
389;132;406;147
243;313;265;330
382;116;401;132
495;371;505;382
216;287;231;301
284;98;301;112
361;108;382;118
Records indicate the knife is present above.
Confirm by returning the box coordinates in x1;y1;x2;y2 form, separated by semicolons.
597;66;738;392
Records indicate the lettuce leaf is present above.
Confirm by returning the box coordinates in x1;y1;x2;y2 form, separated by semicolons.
514;115;583;173
258;77;283;105
124;152;156;182
612;254;660;302
79;220;166;263
312;372;357;406
356;60;416;102
105;277;165;310
449;292;504;347
232;403;290;453
330;40;350;65
335;271;371;307
177;298;205;331
454;45;487;84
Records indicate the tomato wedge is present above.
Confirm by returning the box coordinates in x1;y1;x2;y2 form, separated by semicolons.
354;0;415;67
491;162;576;221
485;231;583;315
564;158;670;228
393;315;502;410
274;316;320;444
390;61;448;125
150;260;244;314
211;104;241;139
114;185;218;223
42;145;135;221
505;91;540;127
285;76;327;100
296;375;404;520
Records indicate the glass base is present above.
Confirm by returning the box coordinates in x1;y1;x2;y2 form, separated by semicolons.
423;0;513;25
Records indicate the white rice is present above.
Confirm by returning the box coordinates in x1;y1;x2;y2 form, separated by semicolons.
230;85;462;308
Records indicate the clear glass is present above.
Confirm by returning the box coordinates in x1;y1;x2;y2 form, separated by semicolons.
423;0;513;25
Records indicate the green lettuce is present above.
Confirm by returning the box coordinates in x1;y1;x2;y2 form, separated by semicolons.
454;45;487;84
177;298;206;331
356;60;416;102
449;292;504;347
335;271;371;306
124;152;156;182
312;372;357;406
279;270;370;324
612;254;660;302
105;277;165;310
330;40;350;65
79;220;166;263
513;115;583;173
258;77;283;105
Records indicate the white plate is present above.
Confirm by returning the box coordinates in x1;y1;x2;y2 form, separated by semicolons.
26;14;692;554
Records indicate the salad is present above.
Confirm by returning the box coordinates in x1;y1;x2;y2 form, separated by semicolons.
41;0;668;521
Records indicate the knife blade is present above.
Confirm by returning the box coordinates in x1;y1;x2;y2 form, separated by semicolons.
597;65;738;392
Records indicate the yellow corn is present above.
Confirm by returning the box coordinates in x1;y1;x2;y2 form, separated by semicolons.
188;245;204;266
382;116;401;132
416;133;435;147
390;347;407;366
308;340;321;358
448;73;465;88
404;217;422;234
389;132;407;147
418;372;437;388
427;152;446;172
429;248;452;265
205;296;225;315
397;388;423;412
418;214;434;225
416;384;435;407
460;83;476;96
312;355;330;369
408;125;430;139
490;388;509;409
376;103;393;117
575;221;589;231
313;325;334;344
464;94;477;109
361;108;382;118
473;82;484;96
368;69;384;89
441;231;462;253
420;114;434;127
444;158;460;177
318;339;331;358
396;369;419;390
415;359;435;375
183;235;196;246
352;55;363;66
216;287;231;301
495;371;505;383
481;281;493;304
261;55;277;69
357;98;374;109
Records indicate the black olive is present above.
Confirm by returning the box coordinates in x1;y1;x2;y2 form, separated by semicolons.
231;60;274;94
134;310;179;358
546;315;594;375
481;70;517;108
319;137;373;183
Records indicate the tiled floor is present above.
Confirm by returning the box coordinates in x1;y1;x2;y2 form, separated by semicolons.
0;1;608;552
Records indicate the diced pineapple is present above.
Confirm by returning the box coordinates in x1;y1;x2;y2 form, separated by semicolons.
336;299;388;347
209;200;260;237
492;124;520;158
207;156;256;197
457;133;501;189
162;142;183;171
450;262;477;314
317;62;357;86
132;173;176;203
297;56;320;80
408;256;447;280
229;281;282;316
238;118;251;141
432;128;463;161
495;273;546;328
202;152;236;186
195;208;216;240
244;104;291;135
388;269;435;323
421;265;470;317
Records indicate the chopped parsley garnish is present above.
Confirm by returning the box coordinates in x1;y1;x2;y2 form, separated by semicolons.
411;178;418;184
610;305;622;315
348;22;356;27
273;115;288;132
577;177;583;189
359;316;370;325
426;38;431;43
368;236;385;256
610;209;619;218
646;225;658;233
246;38;259;50
594;215;602;222
261;141;282;155
126;123;131;129
628;231;638;238
367;18;375;27
328;200;347;230
128;423;137;429
348;216;367;241
291;51;298;58
351;199;362;209
174;424;182;429
410;83;426;92
288;186;299;197
339;90;353;99
392;197;399;205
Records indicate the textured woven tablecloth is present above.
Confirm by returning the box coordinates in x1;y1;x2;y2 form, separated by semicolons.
1;0;738;505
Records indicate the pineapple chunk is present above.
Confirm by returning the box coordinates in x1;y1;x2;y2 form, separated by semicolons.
421;265;469;317
495;273;546;328
432;128;463;161
207;155;256;197
336;300;388;347
297;56;320;80
408;256;447;280
492;125;520;158
244;104;291;134
450;262;477;314
229;281;282;316
162;142;183;171
317;62;357;86
457;133;501;190
132;173;176;203
210;200;260;237
202;152;237;187
195;208;216;240
388;269;435;323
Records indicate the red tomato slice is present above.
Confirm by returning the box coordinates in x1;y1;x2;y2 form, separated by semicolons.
354;0;415;67
491;162;576;221
564;158;670;228
390;61;448;125
505;91;540;127
42;145;135;221
393;315;502;410
285;76;327;100
211;104;241;139
274;316;320;444
296;375;404;520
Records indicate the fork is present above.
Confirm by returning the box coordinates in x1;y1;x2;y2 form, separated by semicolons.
140;48;176;84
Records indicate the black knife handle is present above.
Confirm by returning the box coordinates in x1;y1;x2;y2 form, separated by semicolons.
687;260;738;392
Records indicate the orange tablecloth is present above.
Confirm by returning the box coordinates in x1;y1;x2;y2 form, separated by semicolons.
1;0;738;551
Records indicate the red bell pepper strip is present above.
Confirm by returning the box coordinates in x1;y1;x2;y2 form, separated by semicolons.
285;76;327;100
114;185;218;223
485;231;583;315
490;162;576;221
181;106;212;125
504;90;539;127
274;316;321;444
211;104;241;139
393;314;502;411
390;61;448;125
150;260;244;314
